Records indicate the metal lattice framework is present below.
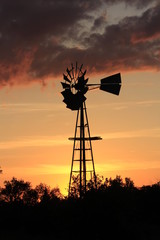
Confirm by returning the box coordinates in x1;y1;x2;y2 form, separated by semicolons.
61;62;121;197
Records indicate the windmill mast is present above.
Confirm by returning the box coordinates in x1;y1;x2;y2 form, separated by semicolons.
68;101;101;198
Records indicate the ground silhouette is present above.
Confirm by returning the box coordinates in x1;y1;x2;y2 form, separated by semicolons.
0;175;160;240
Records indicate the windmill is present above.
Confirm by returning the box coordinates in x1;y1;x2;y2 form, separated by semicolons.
61;63;121;197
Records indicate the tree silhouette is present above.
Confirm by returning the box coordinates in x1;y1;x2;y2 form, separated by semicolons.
1;177;31;203
108;175;123;188
69;175;81;198
50;187;63;200
124;177;135;189
35;183;63;203
23;188;39;206
35;183;51;203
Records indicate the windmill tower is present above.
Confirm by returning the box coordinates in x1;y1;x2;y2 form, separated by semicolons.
61;63;121;197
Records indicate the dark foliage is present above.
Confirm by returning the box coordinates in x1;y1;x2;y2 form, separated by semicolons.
0;176;160;240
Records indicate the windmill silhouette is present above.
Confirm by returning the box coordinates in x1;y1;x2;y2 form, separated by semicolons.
61;63;121;197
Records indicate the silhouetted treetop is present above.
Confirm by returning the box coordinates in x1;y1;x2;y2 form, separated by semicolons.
1;177;31;203
0;177;62;205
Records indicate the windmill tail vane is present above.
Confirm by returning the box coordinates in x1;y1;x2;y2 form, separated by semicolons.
61;62;122;198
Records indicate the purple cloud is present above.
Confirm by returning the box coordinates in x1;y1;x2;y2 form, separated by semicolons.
0;0;159;87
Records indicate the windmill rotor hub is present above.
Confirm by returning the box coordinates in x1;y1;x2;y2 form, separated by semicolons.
61;63;88;110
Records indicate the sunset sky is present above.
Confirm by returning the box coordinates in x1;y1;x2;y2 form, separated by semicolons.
0;0;160;195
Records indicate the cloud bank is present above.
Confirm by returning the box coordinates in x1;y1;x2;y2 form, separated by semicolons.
0;0;159;87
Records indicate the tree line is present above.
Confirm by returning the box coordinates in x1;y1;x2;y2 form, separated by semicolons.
0;175;160;239
0;177;63;205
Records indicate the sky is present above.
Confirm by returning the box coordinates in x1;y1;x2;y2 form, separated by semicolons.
0;0;160;195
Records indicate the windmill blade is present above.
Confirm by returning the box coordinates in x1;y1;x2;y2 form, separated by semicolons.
61;89;72;98
77;75;88;85
75;61;78;77
66;68;72;79
100;73;121;95
63;73;71;83
77;69;87;80
75;78;88;93
85;78;89;84
64;91;86;110
81;69;86;77
79;64;83;72
71;63;75;79
61;82;70;89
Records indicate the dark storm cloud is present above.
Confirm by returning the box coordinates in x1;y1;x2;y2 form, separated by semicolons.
91;14;107;31
104;0;156;9
82;3;160;73
0;0;105;86
0;0;159;87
